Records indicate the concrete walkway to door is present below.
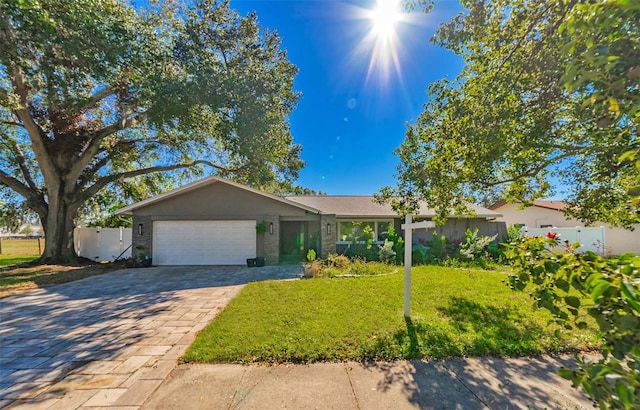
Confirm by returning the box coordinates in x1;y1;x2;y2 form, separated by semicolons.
0;264;302;409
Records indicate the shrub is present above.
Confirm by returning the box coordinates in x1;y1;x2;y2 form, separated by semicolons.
344;243;378;261
386;225;404;264
306;248;316;262
302;260;322;278
412;243;428;265
427;232;448;262
503;224;523;244
340;259;393;276
458;228;497;260
505;236;640;409
378;239;396;264
328;254;350;269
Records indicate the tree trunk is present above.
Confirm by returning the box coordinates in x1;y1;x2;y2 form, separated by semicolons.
40;195;78;264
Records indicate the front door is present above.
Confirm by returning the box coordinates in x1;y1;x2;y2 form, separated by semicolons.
280;221;306;263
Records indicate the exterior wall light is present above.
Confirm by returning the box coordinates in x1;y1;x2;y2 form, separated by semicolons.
269;222;274;235
137;224;143;235
327;223;331;235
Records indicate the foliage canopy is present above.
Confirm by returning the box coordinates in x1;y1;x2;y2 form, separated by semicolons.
379;0;639;228
0;0;302;260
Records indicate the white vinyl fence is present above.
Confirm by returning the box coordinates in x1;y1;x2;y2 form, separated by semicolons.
522;226;606;256
74;227;132;262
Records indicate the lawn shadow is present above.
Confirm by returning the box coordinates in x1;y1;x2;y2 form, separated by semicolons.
436;296;551;356
359;296;593;408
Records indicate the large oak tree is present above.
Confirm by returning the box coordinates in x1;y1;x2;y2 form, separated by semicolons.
0;0;303;262
379;0;639;227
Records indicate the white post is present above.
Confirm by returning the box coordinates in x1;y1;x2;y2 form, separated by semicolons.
404;214;412;317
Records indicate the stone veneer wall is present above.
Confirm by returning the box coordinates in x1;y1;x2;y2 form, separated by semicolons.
131;215;152;260
320;214;337;259
262;215;280;265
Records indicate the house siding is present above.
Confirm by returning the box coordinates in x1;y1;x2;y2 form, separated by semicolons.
263;214;280;265
413;219;507;244
132;215;152;261
129;182;320;265
134;182;309;218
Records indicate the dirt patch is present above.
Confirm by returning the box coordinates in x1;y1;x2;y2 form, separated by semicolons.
0;260;127;298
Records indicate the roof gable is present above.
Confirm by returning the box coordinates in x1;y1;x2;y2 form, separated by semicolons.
115;176;321;215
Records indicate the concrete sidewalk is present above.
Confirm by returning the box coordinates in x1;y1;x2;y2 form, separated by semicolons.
144;355;595;409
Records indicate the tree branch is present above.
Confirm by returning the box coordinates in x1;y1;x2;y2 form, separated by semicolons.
76;86;115;111
76;139;139;187
0;137;39;192
496;2;554;72
0;170;47;216
77;160;240;205
474;151;579;188
1;15;59;193
0;119;23;127
65;111;147;191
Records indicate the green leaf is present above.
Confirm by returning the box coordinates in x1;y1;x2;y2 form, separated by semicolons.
544;260;559;273
615;382;633;408
591;281;611;302
620;282;640;313
556;279;570;292
619;150;637;163
576;321;588;329
565;296;581;309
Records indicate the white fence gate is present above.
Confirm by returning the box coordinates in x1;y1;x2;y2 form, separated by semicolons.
74;227;132;262
522;226;606;256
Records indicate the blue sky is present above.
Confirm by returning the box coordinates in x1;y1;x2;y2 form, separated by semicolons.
230;0;466;194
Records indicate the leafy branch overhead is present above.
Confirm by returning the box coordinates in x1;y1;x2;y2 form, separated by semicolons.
0;0;302;262
380;0;639;228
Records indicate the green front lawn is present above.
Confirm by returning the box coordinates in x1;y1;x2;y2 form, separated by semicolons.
0;255;39;267
184;266;600;364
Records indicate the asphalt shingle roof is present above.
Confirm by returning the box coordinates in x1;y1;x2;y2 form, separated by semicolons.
285;196;501;219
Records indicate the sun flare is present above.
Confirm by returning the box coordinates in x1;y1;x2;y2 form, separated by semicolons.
369;0;401;40
344;0;424;87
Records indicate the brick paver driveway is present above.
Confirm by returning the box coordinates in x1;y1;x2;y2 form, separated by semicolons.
0;265;302;409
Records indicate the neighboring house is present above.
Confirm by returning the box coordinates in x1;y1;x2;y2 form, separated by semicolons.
490;200;640;256
116;176;505;265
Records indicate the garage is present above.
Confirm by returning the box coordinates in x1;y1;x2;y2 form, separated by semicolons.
152;220;256;265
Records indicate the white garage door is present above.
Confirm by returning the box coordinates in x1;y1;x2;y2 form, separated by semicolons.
153;220;256;265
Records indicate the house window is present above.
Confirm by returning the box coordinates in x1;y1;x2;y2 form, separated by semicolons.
337;220;393;244
377;221;392;241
